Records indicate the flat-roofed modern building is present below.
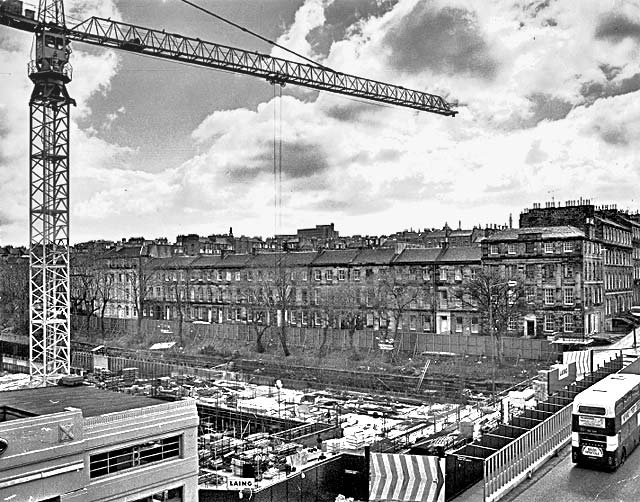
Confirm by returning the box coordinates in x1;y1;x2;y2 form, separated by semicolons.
0;384;199;501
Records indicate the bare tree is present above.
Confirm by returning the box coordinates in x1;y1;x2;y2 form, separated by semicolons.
243;277;274;354
327;281;365;357
169;266;193;347
455;268;526;364
247;262;298;357
371;267;421;341
95;267;114;341
70;253;101;333
0;257;29;336
128;249;158;342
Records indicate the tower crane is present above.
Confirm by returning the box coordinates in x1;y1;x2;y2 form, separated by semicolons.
0;0;457;386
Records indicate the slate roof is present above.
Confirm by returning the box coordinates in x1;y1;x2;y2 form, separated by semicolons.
277;252;319;267
438;247;482;263
484;226;585;241
393;248;442;264
190;255;224;267
218;254;251;268
311;249;360;266
351;248;397;265
150;256;198;268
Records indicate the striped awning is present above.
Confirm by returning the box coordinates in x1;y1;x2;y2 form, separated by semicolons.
369;453;444;502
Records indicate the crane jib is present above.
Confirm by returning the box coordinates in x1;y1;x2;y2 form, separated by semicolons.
0;6;457;115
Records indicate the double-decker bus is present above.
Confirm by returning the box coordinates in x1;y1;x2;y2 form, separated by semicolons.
572;373;640;470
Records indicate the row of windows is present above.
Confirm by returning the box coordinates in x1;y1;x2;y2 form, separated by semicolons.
605;271;633;291
542;287;575;306
603;249;632;266
585;260;604;282
89;435;181;479
489;241;575;256
603;226;631;246
542;313;575;333
605;294;634;315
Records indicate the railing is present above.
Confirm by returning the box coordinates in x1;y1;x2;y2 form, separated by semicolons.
483;403;572;502
84;398;196;427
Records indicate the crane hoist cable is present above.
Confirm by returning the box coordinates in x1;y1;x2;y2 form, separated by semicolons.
272;83;283;237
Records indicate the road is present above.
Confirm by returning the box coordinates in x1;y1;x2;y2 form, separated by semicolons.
506;446;640;502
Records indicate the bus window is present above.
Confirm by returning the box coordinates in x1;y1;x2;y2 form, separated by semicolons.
577;405;605;415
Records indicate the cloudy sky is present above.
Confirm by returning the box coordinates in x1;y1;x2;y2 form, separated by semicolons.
1;0;639;245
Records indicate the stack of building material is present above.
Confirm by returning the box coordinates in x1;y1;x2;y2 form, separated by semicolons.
344;429;365;449
121;367;138;386
533;373;548;402
324;438;343;453
458;421;481;440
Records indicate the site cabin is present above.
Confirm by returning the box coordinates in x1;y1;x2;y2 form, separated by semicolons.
572;373;640;470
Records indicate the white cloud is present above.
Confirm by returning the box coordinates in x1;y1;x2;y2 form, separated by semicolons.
4;0;640;244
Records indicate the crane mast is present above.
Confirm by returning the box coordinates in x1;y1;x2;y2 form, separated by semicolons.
0;0;456;386
27;0;75;385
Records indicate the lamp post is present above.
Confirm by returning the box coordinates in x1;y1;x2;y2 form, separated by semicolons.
275;379;283;419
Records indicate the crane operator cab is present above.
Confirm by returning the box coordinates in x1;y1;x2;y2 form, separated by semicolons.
34;32;72;77
28;29;75;105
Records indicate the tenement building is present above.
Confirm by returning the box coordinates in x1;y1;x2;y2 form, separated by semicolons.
482;226;604;339
80;246;483;336
520;201;639;330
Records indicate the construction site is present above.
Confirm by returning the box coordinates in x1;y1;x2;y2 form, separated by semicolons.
2;1;640;501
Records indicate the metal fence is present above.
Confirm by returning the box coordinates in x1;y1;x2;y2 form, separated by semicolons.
483;404;572;502
74;315;559;361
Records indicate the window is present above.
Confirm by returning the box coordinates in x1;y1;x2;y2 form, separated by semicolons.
325;269;334;281
563;288;574;305
314;270;322;281
439;268;447;281
508;317;517;331
338;269;346;281
226;271;232;281
90;436;181;479
525;242;535;254
455;316;463;333
564;314;574;333
563;264;573;278
410;315;417;331
543;242;553;253
247;271;253;281
525;264;535;279
454;268;462;281
422;314;432;332
526;287;536;302
490;245;498;255
563;241;573;252
353;269;361;281
544;315;554;332
507;243;516;255
471;317;479;334
301;270;308;281
544;264;555;279
544;288;555;305
422;268;431;281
